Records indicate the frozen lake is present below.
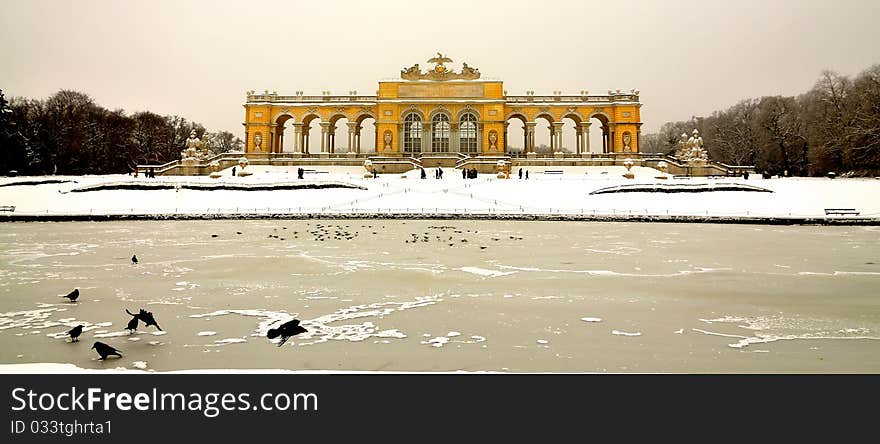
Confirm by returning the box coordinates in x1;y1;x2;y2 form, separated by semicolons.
1;220;878;373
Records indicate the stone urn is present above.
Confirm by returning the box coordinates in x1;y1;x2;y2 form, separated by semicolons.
496;160;509;179
623;158;635;179
237;157;253;177
363;159;375;178
655;161;669;179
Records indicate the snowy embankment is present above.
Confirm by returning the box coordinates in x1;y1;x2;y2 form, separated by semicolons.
0;363;501;374
0;166;878;223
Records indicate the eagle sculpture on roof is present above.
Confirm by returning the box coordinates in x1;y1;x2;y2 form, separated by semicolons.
427;52;453;65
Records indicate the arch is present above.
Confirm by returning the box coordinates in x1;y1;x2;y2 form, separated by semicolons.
301;113;322;155
534;113;556;125
330;117;350;153
300;113;322;126
403;113;423;154
272;111;296;123
274;113;296;153
533;114;555;154
560;115;580;153
561;111;584;124
401;107;425;120
431;113;451;152
428;106;452;120
456;106;481;120
505;115;527;155
587;112;612;154
327;113;349;126
355;115;376;153
353;111;377;125
587;110;612;125
459;113;479;154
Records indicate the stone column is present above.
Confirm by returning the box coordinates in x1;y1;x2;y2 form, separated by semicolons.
503;122;509;153
609;123;616;153
269;130;275;153
422;122;431;153
636;126;641;153
347;122;358;154
450;122;459;153
525;122;536;156
578;122;591;155
291;124;303;155
602;126;608;153
552;122;564;152
319;122;330;154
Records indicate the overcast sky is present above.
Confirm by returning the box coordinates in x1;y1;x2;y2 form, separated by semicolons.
2;0;878;138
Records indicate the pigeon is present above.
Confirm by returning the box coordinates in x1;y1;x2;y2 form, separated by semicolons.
67;325;84;342
62;288;79;303
131;255;138;265
126;309;161;331
266;319;308;347
91;341;122;360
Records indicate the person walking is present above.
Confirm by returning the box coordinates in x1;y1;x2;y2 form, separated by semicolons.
421;167;426;179
525;170;529;180
462;168;466;179
232;166;237;176
439;167;443;179
518;168;523;179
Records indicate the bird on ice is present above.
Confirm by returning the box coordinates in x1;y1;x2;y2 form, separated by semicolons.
266;319;308;347
125;311;139;333
126;309;162;331
67;325;84;342
131;255;138;265
61;288;79;303
91;341;122;360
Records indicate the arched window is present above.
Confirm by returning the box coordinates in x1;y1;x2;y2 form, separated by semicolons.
403;113;422;154
432;114;450;152
459;113;478;154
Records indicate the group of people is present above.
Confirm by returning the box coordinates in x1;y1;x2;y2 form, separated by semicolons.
419;167;445;179
518;168;529;179
133;167;156;178
463;168;479;179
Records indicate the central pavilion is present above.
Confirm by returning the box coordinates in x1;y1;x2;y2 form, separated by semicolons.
242;54;643;158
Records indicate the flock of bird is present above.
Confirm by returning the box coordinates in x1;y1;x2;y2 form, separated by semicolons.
55;222;513;363
58;253;306;363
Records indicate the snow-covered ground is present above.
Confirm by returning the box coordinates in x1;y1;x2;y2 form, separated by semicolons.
1;165;878;220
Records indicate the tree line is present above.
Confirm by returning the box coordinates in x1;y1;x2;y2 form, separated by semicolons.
0;89;243;176
641;65;880;176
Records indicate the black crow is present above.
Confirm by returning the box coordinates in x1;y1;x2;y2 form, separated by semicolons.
91;341;122;360
131;255;138;265
62;288;79;303
67;325;84;342
126;309;161;331
126;313;139;333
266;319;308;347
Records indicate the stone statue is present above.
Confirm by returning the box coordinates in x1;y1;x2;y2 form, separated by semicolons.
181;129;203;162
489;130;498;150
460;62;480;79
254;134;263;152
622;132;632;152
401;54;481;81
675;129;708;164
401;64;421;80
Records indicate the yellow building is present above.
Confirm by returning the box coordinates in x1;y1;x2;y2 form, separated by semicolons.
243;55;642;158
